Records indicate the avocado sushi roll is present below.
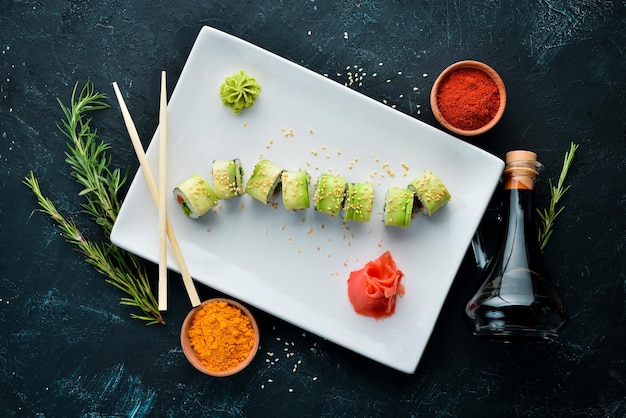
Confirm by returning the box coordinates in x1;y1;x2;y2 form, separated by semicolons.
281;170;311;210
313;173;347;216
341;182;374;222
173;174;218;219
382;187;414;228
212;158;244;200
245;159;284;204
408;171;451;216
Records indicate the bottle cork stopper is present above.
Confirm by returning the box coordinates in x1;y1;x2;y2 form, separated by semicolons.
506;150;537;164
504;150;538;190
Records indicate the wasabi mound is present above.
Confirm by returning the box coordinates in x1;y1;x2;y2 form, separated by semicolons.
219;70;261;114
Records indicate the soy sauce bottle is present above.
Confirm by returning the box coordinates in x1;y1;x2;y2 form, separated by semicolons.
465;150;568;341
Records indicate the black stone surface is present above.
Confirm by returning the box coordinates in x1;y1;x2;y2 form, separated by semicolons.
2;1;625;416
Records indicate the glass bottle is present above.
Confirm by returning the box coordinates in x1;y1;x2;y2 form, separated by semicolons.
465;150;568;341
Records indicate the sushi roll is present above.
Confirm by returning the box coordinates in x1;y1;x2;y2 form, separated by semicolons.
313;173;347;216
212;158;244;199
245;159;284;204
382;187;414;228
281;170;311;210
408;171;451;216
341;182;374;222
173;174;218;219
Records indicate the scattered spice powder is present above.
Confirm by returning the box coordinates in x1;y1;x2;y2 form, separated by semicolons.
436;67;500;131
187;300;256;373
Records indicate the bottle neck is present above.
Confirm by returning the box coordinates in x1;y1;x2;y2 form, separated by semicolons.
503;186;537;228
502;161;541;191
500;158;542;252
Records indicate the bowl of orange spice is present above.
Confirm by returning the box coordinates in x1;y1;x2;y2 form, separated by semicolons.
430;60;506;136
181;298;260;377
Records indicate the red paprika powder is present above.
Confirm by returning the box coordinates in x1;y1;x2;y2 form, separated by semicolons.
436;68;500;131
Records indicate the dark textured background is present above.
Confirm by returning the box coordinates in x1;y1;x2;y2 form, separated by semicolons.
2;1;625;416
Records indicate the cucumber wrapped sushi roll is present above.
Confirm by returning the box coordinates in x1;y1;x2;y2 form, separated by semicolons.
408;171;451;216
382;187;414;228
173;174;218;219
212;158;244;200
245;159;284;204
313;173;347;216
341;182;374;222
281;170;311;210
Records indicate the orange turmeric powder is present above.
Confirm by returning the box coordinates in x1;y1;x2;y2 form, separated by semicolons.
187;300;256;373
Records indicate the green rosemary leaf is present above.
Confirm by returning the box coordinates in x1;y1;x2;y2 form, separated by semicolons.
537;142;579;251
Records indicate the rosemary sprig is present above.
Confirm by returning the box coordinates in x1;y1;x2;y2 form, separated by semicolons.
57;81;120;236
24;81;164;325
537;142;579;251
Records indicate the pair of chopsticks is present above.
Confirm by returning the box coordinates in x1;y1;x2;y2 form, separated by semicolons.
113;73;201;310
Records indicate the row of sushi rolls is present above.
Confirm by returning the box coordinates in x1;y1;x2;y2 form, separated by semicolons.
173;158;451;227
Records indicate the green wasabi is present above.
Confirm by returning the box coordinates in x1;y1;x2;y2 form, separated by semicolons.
219;70;261;114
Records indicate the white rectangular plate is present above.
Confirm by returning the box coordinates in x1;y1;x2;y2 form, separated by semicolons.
111;26;504;373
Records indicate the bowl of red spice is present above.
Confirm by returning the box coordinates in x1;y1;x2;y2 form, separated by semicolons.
430;60;506;136
181;298;260;377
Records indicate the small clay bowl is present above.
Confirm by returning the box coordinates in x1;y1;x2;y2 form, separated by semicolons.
430;60;506;136
181;298;260;377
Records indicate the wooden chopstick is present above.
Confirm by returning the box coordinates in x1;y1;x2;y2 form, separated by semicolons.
112;81;201;308
158;71;168;311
